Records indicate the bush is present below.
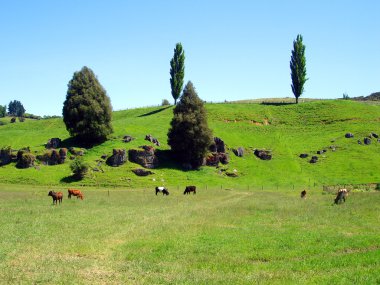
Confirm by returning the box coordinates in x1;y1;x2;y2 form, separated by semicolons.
10;117;16;123
18;117;25;122
162;99;170;106
70;159;89;179
16;152;35;169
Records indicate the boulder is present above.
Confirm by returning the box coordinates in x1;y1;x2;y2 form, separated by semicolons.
371;132;379;138
233;147;244;157
0;146;12;166
132;169;154;176
254;149;272;160
46;138;61;149
128;146;158;169
106;149;127;167
345;133;354;138
364;137;371;145
123;135;134;143
210;137;225;153
145;134;160;146
16;148;35;168
206;153;229;166
59;148;67;163
69;147;85;156
310;157;318;164
299;153;308;158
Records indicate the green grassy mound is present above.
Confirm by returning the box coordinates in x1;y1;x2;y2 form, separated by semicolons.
0;100;379;188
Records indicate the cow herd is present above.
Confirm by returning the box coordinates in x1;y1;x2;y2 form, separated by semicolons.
48;186;347;205
48;186;197;205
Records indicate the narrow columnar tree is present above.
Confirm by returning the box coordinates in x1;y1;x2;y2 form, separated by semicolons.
168;81;213;169
62;66;113;143
170;43;185;105
290;34;308;104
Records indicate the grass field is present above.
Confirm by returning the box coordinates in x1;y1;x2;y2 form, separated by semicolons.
0;185;379;284
0;100;380;189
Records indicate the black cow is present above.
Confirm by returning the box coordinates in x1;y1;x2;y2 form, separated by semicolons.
300;190;307;199
334;189;348;204
184;186;196;195
155;186;169;195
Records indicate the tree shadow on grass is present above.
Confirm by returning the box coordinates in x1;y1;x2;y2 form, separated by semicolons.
60;175;82;184
60;137;104;149
137;106;171;117
154;149;202;171
260;102;296;106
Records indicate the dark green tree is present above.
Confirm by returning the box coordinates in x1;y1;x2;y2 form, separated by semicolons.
0;105;6;117
170;43;185;105
168;81;213;169
290;34;308;104
8;100;25;117
62;66;113;143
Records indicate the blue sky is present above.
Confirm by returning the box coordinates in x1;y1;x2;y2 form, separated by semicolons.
1;0;379;116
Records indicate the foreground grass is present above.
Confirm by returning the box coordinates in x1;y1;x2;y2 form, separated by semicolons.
0;185;379;284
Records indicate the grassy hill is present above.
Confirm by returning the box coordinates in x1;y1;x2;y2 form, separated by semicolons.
0;100;379;189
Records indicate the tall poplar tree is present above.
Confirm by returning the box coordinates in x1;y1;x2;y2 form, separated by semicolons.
290;34;308;104
168;81;213;169
62;66;113;143
170;43;185;105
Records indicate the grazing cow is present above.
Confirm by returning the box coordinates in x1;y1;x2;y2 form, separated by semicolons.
68;189;84;200
300;190;307;199
334;188;348;204
155;186;169;195
48;190;63;205
184;186;197;195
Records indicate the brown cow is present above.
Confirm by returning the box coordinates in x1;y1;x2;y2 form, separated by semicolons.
68;189;84;200
48;190;63;205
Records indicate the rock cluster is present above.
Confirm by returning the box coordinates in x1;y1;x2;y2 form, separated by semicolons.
132;168;154;176
206;137;229;166
129;146;158;169
46;138;61;149
106;149;127;167
145;134;160;146
254;149;272;160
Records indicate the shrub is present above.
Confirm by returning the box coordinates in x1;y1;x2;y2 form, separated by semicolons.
16;152;35;168
162;99;170;106
70;159;89;179
10;117;16;123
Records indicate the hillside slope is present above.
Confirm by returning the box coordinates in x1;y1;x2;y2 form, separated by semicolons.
0;100;379;189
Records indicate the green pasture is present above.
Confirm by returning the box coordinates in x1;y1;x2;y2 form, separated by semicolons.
0;185;379;284
0;100;380;188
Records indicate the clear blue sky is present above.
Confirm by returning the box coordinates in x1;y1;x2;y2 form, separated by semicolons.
1;0;379;116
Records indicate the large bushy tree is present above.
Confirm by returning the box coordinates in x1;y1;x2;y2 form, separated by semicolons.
62;66;113;143
170;43;185;105
8;100;25;117
168;81;213;169
290;34;308;104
